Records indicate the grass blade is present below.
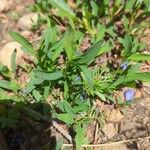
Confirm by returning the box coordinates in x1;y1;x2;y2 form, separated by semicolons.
11;49;17;76
128;53;150;61
9;31;36;56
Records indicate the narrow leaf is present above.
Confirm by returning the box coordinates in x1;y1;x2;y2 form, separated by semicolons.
34;70;63;81
0;80;20;93
63;100;75;116
77;41;102;64
64;30;76;60
79;65;93;88
128;54;150;61
122;35;132;57
9;31;35;56
32;90;42;101
11;49;17;76
95;91;106;101
125;72;150;82
56;113;74;125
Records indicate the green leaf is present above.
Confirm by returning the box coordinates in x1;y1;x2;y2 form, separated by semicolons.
11;49;17;76
43;86;50;99
126;0;134;12
109;72;150;90
95;91;106;101
125;72;150;82
90;1;99;16
22;83;35;95
31;77;45;85
32;89;42;101
108;75;126;89
0;92;18;101
42;27;57;53
0;64;10;79
56;138;63;150
64;81;69;99
123;15;129;31
131;38;139;53
106;26;117;37
63;100;75;116
127;63;141;74
51;0;75;18
73;100;90;112
9;31;35;56
50;38;65;61
97;41;113;56
95;24;106;42
75;124;88;150
128;54;150;61
122;35;132;57
21;72;37;95
51;0;77;29
34;70;63;81
56;113;74;125
0;80;20;93
77;41;102;64
79;65;93;90
64;30;76;60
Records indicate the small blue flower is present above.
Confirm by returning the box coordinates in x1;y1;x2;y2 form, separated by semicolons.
124;89;135;101
121;61;128;70
75;76;81;81
80;92;87;101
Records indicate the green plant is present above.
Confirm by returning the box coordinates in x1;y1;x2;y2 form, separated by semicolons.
0;25;148;148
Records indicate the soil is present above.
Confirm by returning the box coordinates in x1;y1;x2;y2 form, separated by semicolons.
0;0;150;150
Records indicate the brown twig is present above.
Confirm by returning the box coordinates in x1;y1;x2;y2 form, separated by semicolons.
62;136;150;148
46;121;72;143
93;122;99;150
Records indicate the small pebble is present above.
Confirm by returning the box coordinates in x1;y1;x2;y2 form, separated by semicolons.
17;13;38;31
21;30;33;39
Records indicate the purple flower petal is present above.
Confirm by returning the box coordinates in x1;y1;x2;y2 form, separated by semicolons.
121;61;128;70
124;89;135;101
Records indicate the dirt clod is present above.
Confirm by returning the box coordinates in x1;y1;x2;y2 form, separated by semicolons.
103;123;117;139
